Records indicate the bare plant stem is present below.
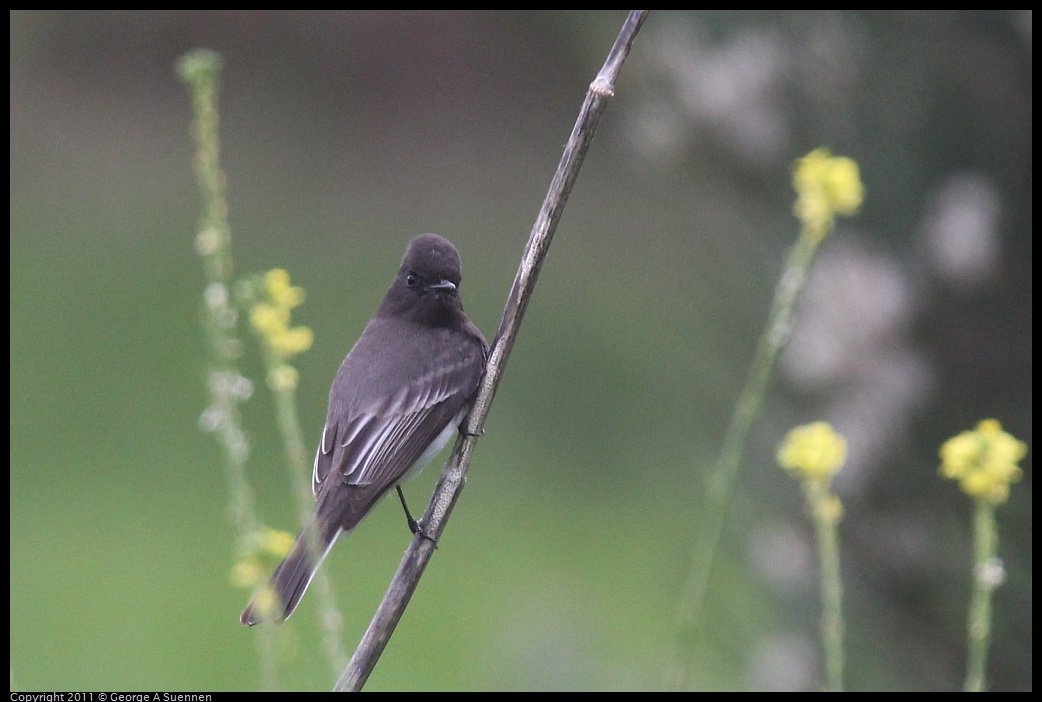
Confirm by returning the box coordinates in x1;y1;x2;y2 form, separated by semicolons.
333;10;651;692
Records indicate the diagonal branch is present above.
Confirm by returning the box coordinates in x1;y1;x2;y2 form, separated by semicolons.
334;10;651;692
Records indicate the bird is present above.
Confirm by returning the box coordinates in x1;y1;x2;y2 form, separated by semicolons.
241;233;488;626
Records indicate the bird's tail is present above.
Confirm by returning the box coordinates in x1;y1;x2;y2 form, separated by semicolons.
240;516;341;626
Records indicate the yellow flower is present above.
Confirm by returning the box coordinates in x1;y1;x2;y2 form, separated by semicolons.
230;557;263;589
261;527;296;558
248;269;311;360
250;302;289;337
940;419;1026;505
264;268;291;295
267;364;300;392
777;421;848;482
265;268;306;309
248;585;281;620
792;148;864;241
269;325;313;359
815;493;844;525
230;528;295;590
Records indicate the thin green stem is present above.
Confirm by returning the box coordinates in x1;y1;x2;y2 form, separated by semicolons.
809;484;844;691
266;357;347;676
964;500;998;692
177;49;280;689
668;230;821;689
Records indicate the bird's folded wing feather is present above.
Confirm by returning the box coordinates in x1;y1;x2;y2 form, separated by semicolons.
312;347;481;496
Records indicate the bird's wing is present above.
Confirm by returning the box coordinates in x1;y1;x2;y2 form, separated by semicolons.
312;343;482;498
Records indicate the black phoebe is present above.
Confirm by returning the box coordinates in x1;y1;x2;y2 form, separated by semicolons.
241;233;488;626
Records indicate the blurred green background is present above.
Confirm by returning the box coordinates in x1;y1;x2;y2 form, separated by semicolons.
9;10;1031;691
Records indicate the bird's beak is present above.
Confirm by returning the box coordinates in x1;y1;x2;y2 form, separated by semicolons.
428;279;457;293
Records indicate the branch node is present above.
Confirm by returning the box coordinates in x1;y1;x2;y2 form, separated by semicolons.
590;76;615;97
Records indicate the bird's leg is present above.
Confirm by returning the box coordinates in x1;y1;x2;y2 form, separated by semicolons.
396;485;438;547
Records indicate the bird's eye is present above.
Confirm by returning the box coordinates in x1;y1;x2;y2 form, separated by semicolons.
405;272;420;288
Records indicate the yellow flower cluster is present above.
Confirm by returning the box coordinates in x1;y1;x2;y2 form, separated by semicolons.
940;419;1026;505
777;421;848;483
230;527;295;589
792;148;864;242
231;527;297;619
249;268;313;361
